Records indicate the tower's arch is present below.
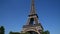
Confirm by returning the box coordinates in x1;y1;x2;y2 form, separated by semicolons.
25;29;40;34
26;31;38;34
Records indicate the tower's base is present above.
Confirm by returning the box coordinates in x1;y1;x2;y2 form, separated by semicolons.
21;25;43;34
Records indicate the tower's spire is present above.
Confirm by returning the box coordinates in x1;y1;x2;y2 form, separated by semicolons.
29;0;36;15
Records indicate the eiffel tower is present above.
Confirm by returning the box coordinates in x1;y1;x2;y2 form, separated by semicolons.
21;0;43;34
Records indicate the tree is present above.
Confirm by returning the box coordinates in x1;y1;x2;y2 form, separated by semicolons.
20;32;30;34
0;26;5;34
42;30;50;34
9;31;20;34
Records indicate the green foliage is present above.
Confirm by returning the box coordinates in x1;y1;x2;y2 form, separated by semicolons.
42;30;50;34
24;32;30;34
0;26;5;34
9;31;30;34
20;32;30;34
9;31;20;34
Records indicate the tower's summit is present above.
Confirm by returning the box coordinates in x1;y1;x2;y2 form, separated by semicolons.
29;0;36;15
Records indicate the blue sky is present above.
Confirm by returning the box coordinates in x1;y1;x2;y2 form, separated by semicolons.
0;0;60;34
